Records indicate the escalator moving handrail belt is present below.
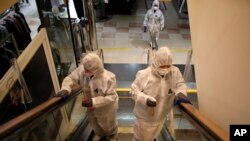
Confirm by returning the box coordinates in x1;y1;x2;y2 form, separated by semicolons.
0;87;81;139
178;103;229;141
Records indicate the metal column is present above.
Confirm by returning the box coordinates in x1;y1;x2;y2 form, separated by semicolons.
85;0;98;51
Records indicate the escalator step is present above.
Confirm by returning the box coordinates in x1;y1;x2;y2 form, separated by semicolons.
118;133;134;141
118;126;134;133
175;129;201;140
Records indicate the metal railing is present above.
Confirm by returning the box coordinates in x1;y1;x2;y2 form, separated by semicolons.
183;49;194;82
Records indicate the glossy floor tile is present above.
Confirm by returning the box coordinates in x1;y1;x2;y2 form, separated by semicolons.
96;0;192;64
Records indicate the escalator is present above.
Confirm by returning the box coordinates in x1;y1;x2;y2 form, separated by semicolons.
0;37;226;141
0;62;228;141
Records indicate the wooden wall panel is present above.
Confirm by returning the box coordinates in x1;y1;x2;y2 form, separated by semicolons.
0;0;18;14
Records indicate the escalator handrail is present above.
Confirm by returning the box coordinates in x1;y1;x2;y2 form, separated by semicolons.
177;103;229;141
0;87;81;139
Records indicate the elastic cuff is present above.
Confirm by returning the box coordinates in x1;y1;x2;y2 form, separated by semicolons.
62;87;71;94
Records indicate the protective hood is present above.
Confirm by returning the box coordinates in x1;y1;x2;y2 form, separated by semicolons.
152;47;173;76
151;0;160;10
82;53;104;76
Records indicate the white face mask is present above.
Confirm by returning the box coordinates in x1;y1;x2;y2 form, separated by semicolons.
156;68;170;76
153;6;158;11
84;72;94;77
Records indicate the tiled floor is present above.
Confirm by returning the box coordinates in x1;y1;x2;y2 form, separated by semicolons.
19;0;192;65
96;0;192;64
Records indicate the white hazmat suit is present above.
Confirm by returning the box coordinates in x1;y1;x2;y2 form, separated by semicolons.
131;47;187;141
61;53;118;141
144;0;164;47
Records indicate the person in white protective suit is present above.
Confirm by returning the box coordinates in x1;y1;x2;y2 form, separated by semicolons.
130;47;191;141
143;0;164;49
56;53;118;141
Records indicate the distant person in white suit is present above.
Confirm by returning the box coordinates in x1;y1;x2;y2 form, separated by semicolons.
143;0;165;49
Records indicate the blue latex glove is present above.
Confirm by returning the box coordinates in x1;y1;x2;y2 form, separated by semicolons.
174;93;192;106
144;26;147;32
55;90;69;101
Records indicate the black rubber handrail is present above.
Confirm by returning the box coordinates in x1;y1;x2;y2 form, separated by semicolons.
0;87;81;140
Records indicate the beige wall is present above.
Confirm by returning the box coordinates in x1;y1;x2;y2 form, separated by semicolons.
188;0;250;132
